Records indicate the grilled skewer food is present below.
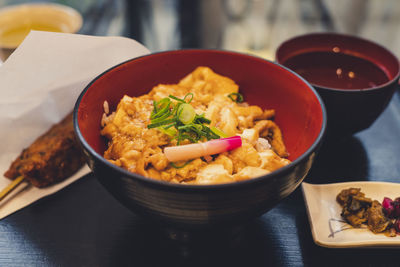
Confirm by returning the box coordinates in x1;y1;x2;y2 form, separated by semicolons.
4;112;86;188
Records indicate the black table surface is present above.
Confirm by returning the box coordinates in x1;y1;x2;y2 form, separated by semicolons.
1;91;400;267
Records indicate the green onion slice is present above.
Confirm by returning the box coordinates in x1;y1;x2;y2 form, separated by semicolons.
170;160;193;168
147;93;221;145
151;98;170;119
194;114;211;124
227;92;244;103
147;118;177;128
150;111;171;124
157;126;177;137
168;95;186;103
210;127;228;138
178;103;196;124
183;93;194;103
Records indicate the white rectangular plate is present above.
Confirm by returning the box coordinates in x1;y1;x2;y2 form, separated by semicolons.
302;181;400;248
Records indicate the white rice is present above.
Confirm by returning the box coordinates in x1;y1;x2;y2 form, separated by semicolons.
103;100;110;114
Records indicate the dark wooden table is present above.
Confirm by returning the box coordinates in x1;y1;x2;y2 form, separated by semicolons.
1;1;400;265
0;92;399;267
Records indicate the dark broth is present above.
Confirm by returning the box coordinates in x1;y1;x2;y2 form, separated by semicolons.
283;51;389;89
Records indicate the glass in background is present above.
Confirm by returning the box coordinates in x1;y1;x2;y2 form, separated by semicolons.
0;0;126;36
0;2;82;61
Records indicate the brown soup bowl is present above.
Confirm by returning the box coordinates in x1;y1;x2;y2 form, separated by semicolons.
276;33;400;140
73;50;326;229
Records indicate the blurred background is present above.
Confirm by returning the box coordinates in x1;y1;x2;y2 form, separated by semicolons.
1;0;400;60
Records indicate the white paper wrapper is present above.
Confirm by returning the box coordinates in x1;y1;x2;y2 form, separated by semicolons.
0;31;150;220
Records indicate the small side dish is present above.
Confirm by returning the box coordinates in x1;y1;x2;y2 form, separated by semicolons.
100;66;291;185
337;188;400;237
302;182;400;248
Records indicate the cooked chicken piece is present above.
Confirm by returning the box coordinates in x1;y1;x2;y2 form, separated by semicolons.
233;106;263;129
179;66;239;97
113;95;153;125
146;167;162;180
241;129;259;145
204;102;220;126
234;166;270;182
229;142;261;173
254;120;288;158
258;150;291;172
119;151;141;172
233;105;263;118
213;154;233;174
218;106;239;137
261;109;275;120
104;135;141;161
175;159;207;182
196;164;234;185
150;84;190;101
255;138;271;152
148;152;169;171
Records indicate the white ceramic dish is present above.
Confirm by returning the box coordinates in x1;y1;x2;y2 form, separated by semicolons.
302;181;400;248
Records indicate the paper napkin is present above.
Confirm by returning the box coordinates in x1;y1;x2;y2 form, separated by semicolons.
0;31;150;219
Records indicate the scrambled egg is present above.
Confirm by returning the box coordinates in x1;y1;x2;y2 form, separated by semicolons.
101;67;290;185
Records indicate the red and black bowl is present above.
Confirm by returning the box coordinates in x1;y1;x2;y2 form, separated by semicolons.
276;33;400;140
73;50;326;229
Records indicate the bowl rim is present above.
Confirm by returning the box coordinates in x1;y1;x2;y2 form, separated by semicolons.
73;49;327;191
275;32;400;92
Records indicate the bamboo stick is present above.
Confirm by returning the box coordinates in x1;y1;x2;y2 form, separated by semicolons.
0;176;25;201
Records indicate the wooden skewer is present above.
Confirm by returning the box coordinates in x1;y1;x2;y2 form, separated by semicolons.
0;176;25;201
